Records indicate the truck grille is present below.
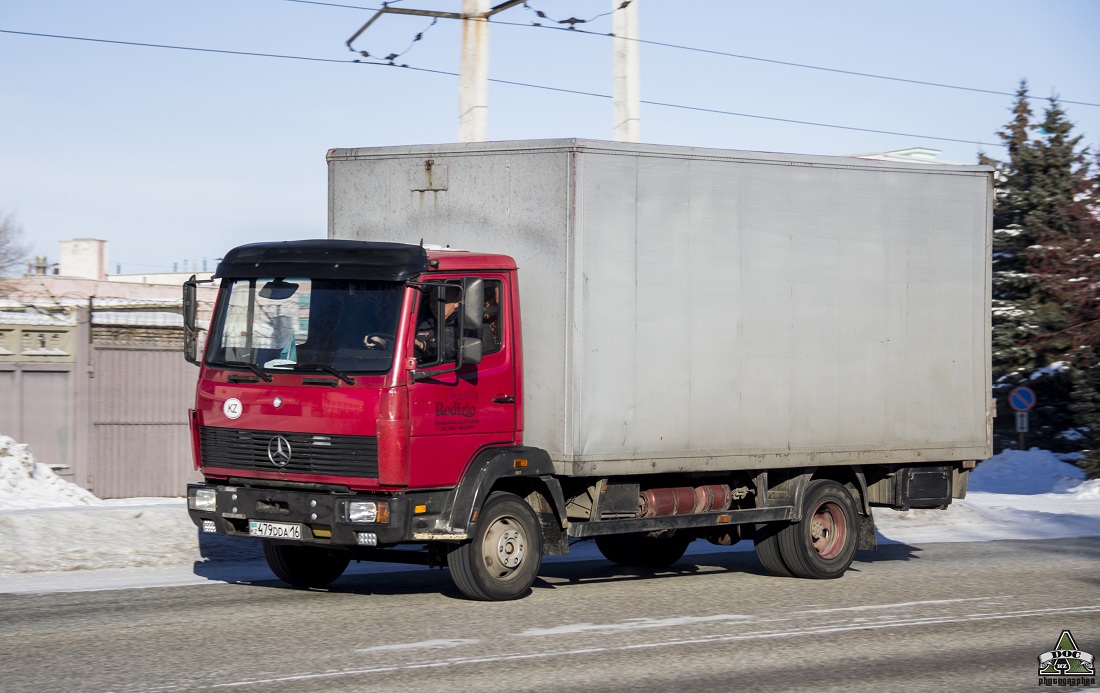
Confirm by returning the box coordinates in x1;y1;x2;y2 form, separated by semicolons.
199;427;379;479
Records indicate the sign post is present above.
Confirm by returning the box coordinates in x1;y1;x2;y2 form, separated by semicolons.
1009;386;1037;449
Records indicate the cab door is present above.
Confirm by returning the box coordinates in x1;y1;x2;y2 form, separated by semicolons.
407;274;516;487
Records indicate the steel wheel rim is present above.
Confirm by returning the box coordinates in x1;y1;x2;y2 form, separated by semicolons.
482;516;526;579
809;501;847;560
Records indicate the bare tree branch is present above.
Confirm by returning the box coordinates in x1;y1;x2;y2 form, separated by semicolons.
0;211;30;277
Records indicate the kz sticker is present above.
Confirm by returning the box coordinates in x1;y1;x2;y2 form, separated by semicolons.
223;397;243;420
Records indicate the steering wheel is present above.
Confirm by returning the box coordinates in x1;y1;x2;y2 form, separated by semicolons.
363;333;395;350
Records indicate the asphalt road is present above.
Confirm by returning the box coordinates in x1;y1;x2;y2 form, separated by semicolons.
2;537;1098;693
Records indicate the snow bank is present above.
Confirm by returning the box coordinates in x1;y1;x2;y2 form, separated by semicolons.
968;448;1085;494
0;434;104;510
0;501;254;575
0;439;1098;590
0;434;261;575
873;448;1100;544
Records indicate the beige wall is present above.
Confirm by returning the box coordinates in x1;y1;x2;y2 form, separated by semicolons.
0;278;215;497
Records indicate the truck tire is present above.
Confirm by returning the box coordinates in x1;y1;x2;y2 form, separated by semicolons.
262;541;351;588
447;491;543;601
753;524;794;577
595;532;691;568
776;479;858;579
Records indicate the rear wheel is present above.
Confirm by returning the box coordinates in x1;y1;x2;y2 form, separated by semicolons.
753;523;794;577
262;541;351;588
595;531;691;568
447;492;543;601
777;479;859;579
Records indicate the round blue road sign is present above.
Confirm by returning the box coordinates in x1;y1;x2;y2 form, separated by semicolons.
1009;386;1037;412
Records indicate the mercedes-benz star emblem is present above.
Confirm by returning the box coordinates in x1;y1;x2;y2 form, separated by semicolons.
267;436;292;467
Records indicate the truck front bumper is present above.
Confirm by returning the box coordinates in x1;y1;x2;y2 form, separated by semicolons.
186;482;446;548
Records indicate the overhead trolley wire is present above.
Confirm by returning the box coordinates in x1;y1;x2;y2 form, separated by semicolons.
0;28;1002;147
505;14;1100;109
0;28;353;63
277;0;1100;109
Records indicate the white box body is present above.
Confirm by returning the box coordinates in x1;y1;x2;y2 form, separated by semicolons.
329;139;993;476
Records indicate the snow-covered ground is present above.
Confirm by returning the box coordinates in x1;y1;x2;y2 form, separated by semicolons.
1;434;1098;594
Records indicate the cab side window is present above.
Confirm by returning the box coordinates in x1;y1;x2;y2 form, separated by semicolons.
413;281;462;367
481;280;503;355
413;277;504;367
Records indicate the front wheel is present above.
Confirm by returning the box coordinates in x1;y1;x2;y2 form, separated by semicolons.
776;479;859;579
262;541;351;588
447;492;543;601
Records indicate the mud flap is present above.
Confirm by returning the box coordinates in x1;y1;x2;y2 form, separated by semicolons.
538;511;569;555
858;511;878;551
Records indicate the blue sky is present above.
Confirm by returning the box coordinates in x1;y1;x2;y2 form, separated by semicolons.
2;0;1098;274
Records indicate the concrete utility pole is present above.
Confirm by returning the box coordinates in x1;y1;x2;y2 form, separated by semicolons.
459;0;490;142
612;0;640;142
345;1;524;144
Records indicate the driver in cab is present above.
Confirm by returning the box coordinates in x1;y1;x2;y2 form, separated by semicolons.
364;285;460;363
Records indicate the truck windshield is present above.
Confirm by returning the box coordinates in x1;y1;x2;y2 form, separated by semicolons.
206;277;404;375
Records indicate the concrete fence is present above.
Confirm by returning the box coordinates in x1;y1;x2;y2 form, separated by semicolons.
1;303;202;498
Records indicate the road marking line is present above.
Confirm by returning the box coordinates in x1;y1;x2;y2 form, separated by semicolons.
616;605;1100;650
518;613;753;636
795;596;1008;614
169;604;1100;691
356;638;480;653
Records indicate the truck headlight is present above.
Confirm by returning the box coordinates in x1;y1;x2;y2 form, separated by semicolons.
189;488;217;512
348;501;389;524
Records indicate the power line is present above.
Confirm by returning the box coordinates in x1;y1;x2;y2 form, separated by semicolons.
0;28;1003;147
279;0;374;8
0;28;354;63
369;61;1002;146
458;68;1003;147
500;13;1100;109
276;0;1100;109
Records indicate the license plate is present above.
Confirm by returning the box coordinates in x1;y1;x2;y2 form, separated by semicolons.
249;520;303;540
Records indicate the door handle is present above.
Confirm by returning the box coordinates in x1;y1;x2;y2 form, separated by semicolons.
492;395;516;404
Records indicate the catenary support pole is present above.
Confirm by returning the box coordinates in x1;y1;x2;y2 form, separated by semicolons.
612;0;640;142
459;0;490;142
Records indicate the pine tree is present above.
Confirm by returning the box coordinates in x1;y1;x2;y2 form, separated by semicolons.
983;84;1097;461
985;84;1043;380
1029;149;1100;347
1071;353;1100;477
1034;151;1100;475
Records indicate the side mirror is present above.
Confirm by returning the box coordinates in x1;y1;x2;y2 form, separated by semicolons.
183;276;200;366
460;277;484;326
184;275;214;365
458;277;484;366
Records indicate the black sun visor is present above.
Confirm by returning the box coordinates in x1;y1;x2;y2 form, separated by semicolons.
214;240;429;281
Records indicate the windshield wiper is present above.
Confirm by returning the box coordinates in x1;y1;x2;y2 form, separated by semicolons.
218;360;273;382
294;363;356;386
